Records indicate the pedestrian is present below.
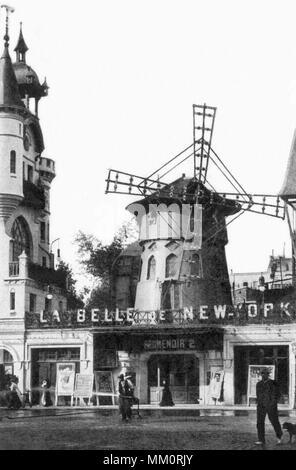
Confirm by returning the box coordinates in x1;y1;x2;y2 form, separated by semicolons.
6;377;22;410
160;380;174;406
40;379;53;407
118;373;133;422
255;367;283;446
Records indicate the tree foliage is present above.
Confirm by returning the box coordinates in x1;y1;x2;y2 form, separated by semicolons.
75;220;138;309
56;261;84;309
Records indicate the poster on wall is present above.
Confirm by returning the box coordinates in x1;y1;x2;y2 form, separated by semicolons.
55;362;75;405
94;371;115;405
209;369;225;401
247;365;275;405
73;374;94;404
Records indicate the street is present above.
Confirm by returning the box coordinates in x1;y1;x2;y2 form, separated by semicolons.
0;408;295;450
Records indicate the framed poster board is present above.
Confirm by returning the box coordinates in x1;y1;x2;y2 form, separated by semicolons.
94;371;115;405
247;365;275;406
73;374;94;406
209;369;224;402
55;362;75;405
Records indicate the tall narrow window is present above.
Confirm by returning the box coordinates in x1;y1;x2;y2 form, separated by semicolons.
27;165;33;182
40;222;46;242
190;253;200;277
10;292;15;311
47;223;50;244
10;151;16;174
11;217;32;261
42;256;47;267
147;256;156;280
45;297;52;312
29;293;36;313
165;253;178;278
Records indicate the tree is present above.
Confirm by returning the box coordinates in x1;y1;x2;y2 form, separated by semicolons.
75;220;138;309
56;261;84;310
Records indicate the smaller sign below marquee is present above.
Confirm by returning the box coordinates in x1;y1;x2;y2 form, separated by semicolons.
144;336;197;351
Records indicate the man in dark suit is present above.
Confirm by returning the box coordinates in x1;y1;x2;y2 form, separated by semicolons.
255;368;283;446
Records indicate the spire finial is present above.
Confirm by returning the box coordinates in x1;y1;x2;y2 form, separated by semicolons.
1;5;14;46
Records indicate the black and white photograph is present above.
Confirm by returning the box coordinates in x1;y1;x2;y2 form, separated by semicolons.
1;0;296;458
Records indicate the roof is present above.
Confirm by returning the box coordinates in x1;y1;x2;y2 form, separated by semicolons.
0;44;25;108
14;26;29;54
279;129;296;199
126;176;241;216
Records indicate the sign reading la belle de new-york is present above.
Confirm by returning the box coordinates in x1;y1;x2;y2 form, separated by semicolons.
25;301;296;328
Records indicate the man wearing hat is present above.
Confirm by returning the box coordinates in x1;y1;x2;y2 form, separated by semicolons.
255;367;283;446
118;373;133;422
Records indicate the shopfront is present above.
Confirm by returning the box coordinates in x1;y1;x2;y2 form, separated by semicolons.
223;324;296;408
30;347;81;405
93;326;223;405
23;308;296;408
234;345;289;405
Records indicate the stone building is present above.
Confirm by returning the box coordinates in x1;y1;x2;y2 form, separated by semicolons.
0;23;93;405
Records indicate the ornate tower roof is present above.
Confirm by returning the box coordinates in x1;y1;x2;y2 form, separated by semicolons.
13;24;49;100
14;22;28;60
0;38;24;108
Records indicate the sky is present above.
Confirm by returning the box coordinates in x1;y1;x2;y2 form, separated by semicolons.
6;0;296;287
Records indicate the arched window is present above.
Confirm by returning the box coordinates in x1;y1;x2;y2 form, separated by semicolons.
165;253;178;278
10;151;16;174
0;349;14;391
190;253;200;277
147;256;156;280
11;217;32;261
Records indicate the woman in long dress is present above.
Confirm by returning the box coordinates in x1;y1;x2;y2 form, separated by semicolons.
160;380;174;406
7;379;22;409
40;379;53;407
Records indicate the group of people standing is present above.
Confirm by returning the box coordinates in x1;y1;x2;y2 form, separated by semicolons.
5;377;52;409
117;374;174;422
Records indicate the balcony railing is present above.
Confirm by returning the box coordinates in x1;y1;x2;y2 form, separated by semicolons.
9;262;19;277
28;262;67;289
22;180;45;210
8;259;66;290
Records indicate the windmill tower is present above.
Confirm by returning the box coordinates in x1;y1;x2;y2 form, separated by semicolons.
106;104;285;313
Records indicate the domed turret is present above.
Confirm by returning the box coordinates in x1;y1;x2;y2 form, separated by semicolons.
13;24;49;115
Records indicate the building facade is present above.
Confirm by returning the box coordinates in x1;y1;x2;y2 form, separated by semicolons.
1;20;296;410
0;23;94;404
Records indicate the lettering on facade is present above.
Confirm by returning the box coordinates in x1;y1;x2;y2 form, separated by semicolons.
143;337;196;351
25;301;296;329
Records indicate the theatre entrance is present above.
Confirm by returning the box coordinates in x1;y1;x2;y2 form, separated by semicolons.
148;354;199;404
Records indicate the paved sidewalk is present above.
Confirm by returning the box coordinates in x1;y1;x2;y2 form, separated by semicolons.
0;407;295;450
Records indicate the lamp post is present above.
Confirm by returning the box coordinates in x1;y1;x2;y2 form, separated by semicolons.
50;238;61;269
50;238;60;253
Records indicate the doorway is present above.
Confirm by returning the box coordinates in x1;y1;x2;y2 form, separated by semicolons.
234;345;289;405
148;354;199;404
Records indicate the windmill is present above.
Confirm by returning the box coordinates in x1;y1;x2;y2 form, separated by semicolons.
105;104;288;311
106;104;284;219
